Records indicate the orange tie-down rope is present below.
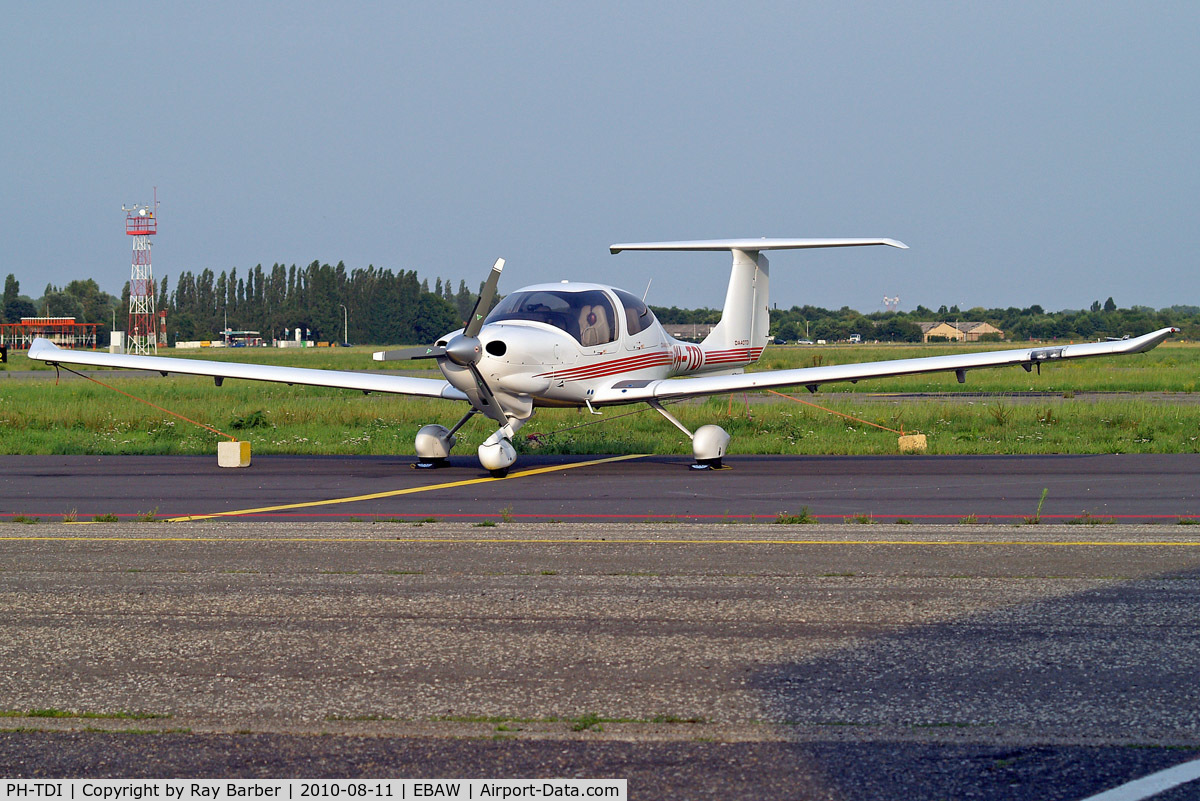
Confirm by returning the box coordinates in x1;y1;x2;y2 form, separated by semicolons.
765;389;907;435
58;364;237;442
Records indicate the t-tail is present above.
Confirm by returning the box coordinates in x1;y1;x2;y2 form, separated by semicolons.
610;238;908;369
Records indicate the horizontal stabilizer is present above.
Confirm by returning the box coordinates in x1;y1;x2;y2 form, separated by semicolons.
610;238;908;254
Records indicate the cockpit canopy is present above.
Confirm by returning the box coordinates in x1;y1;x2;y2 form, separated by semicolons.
612;288;656;336
485;287;660;347
486;289;618;346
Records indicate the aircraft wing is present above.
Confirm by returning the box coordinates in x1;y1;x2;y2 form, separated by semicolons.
26;338;468;400
591;327;1179;404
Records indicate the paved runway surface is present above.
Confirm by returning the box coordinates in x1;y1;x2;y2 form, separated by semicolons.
3;453;1200;523
2;523;1200;799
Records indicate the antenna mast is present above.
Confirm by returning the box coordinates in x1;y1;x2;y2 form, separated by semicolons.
123;190;159;354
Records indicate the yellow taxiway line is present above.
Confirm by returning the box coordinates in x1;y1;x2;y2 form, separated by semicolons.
159;453;650;523
4;537;1200;546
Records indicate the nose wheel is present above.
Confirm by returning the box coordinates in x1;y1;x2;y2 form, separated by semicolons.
411;415;520;476
478;433;517;477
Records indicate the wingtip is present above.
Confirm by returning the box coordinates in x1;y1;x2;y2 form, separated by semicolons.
28;337;60;359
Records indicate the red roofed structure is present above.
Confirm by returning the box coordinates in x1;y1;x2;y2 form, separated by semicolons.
0;317;99;350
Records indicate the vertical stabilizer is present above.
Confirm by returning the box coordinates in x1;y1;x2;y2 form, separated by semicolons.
703;248;770;351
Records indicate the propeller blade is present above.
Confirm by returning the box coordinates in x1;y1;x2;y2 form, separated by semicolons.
467;362;505;422
464;258;504;338
372;345;447;362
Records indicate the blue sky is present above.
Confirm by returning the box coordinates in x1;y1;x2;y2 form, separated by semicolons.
2;1;1197;313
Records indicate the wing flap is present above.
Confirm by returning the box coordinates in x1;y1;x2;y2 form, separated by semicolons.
26;338;467;400
592;327;1179;404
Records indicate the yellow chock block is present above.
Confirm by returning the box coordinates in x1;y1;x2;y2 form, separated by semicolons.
898;433;927;454
218;440;252;468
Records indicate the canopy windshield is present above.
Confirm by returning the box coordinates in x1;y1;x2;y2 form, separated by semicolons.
486;289;618;346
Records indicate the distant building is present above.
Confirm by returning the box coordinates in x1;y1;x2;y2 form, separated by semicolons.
663;323;716;342
918;321;1004;342
222;330;264;347
0;317;99;350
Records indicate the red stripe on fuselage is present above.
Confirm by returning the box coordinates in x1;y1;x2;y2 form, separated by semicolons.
538;351;673;381
701;347;763;365
531;345;762;384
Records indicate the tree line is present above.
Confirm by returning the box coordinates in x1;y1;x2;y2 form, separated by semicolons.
653;299;1200;343
2;262;486;346
4;265;1198;346
162;261;474;344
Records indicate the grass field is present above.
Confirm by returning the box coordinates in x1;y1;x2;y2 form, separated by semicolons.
6;339;1195;390
2;342;1197;456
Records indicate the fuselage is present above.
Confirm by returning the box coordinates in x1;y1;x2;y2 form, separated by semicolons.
435;281;763;412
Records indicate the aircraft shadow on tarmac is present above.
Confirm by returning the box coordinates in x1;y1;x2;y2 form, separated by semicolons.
748;564;1200;799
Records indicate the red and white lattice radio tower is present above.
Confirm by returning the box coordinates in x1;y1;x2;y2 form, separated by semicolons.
123;190;161;354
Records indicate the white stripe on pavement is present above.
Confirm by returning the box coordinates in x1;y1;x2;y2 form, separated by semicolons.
1078;757;1200;801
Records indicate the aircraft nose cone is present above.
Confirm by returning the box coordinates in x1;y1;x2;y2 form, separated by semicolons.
444;335;482;367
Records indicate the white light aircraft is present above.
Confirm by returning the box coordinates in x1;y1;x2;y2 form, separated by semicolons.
29;239;1178;475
